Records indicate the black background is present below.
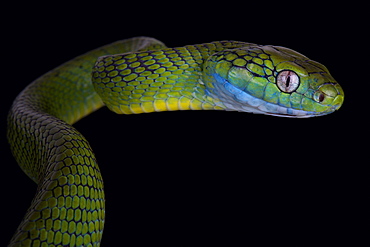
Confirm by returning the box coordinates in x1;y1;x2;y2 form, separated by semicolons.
0;1;365;246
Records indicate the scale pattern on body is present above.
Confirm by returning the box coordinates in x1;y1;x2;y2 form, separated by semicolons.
7;37;343;246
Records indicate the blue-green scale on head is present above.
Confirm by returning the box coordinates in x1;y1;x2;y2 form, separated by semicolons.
203;44;344;117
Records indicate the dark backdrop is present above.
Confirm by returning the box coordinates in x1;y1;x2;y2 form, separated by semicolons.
1;2;363;246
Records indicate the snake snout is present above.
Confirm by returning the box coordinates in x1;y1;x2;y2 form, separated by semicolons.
331;94;344;111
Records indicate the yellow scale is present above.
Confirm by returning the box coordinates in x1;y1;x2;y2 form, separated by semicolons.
93;47;224;114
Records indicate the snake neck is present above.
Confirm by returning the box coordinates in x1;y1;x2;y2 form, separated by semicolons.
7;38;166;183
7;38;170;246
92;41;255;114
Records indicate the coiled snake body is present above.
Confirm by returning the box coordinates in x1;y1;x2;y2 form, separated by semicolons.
7;37;344;246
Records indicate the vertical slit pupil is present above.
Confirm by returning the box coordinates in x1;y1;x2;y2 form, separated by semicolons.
286;76;291;87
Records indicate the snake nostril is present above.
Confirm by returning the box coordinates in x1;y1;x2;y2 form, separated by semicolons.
318;93;325;103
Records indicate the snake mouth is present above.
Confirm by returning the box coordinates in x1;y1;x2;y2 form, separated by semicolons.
265;99;344;118
264;109;334;118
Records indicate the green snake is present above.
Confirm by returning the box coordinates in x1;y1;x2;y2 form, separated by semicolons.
7;37;344;246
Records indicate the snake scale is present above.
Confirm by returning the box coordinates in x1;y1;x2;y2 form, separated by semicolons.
7;37;344;246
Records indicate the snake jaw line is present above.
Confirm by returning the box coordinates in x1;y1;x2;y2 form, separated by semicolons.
206;73;324;118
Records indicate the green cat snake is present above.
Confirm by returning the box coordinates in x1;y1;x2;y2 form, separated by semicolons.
7;37;344;246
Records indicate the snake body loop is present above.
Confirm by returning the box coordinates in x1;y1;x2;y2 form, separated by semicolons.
7;37;344;246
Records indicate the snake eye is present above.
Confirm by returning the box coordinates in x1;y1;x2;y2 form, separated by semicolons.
276;70;300;93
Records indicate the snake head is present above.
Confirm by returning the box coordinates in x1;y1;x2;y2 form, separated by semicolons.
203;45;344;117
